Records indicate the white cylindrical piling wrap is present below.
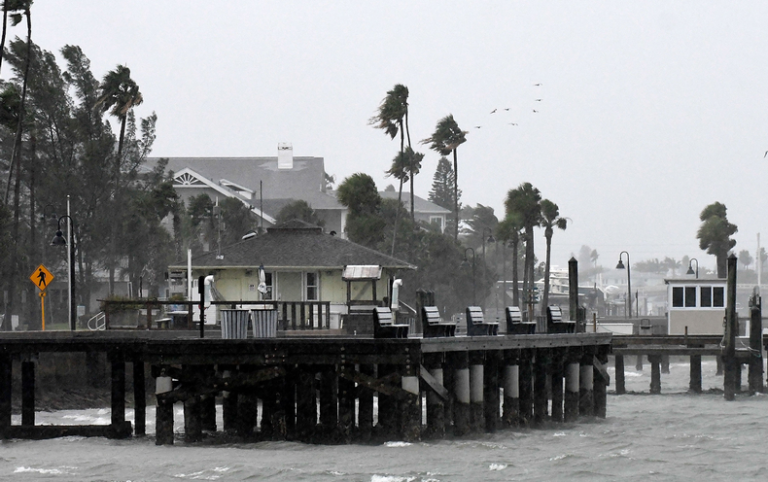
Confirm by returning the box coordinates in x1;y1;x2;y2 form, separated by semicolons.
566;363;580;393
401;375;419;396
156;376;173;395
504;365;519;398
580;364;594;391
470;364;484;403
455;368;470;404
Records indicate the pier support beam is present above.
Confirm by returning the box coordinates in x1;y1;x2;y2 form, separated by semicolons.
614;355;626;395
21;359;35;427
424;354;445;439
534;349;549;424
579;351;594;417
182;365;203;443
689;353;702;394
550;350;564;423
110;350;129;439
649;355;661;394
484;350;500;433
0;353;11;438
154;369;174;445
469;351;485;433
338;363;355;444
296;367;317;442
593;347;609;418
748;293;764;394
400;363;421;442
133;359;146;436
564;353;579;422
220;367;237;432
357;364;374;442
518;349;534;426
452;352;470;436
319;365;338;439
502;350;519;427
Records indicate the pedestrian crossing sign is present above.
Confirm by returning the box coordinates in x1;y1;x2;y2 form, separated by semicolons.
30;264;54;291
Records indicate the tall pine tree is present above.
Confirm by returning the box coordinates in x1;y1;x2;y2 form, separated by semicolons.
429;156;461;212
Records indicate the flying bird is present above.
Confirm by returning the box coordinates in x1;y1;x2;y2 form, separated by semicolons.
490;108;497;114
534;99;542;101
534;83;542;86
475;126;482;129
764;150;768;158
504;108;511;111
508;122;518;126
532;109;538;113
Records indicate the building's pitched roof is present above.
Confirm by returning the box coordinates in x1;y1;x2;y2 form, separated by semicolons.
378;191;451;214
172;222;416;270
152;156;345;211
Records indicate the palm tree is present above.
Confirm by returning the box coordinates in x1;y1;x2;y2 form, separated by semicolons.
497;213;524;306
505;182;542;311
539;199;568;314
422;114;467;240
96;65;143;161
0;0;28;76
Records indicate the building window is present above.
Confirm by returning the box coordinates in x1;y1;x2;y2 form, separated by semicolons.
306;272;318;301
429;216;444;232
713;287;724;307
672;287;684;307
685;287;696;307
262;272;274;300
700;287;712;307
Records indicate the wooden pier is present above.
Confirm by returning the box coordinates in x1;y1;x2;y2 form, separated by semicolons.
0;330;611;443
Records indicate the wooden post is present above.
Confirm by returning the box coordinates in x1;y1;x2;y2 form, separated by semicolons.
569;257;580;331
182;365;202;443
649;355;661;394
376;363;395;439
564;351;580;423
593;347;609;418
357;364;374;442
661;355;670;374
221;367;238;432
0;354;12;438
236;385;258;439
615;355;626;395
452;351;470;436
133;359;146;436
518;349;534;426
21;359;35;427
533;349;549;424
724;254;738;401
579;350;594;416
424;353;445;439
260;379;276;439
748;292;764;394
319;365;338;439
690;353;702;394
110;351;127;438
154;368;174;445
296;367;317;442
635;355;643;371
501;350;519;427
469;351;485;433
399;360;421;442
279;370;295;439
550;349;564;423
484;350;500;433
338;363;355;444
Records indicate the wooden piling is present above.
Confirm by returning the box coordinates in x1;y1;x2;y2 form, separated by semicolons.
133;359;146;436
21;360;35;427
110;351;127;438
319;365;338;438
550;349;564;423
154;369;174;445
399;361;421;442
724;254;738;401
501;350;520;427
533;349;549;424
690;353;702;394
338;363;355;444
220;366;238;432
615;355;626;395
182;365;203;443
579;350;594;416
748;293;764;394
424;353;445;439
593;347;609;418
452;351;470;436
236;388;258;438
635;355;643;371
484;350;501;433
564;352;579;423
661;355;670;374
649;355;661;394
296;367;317;442
469;351;485;433
518;349;534;426
357;364;374;442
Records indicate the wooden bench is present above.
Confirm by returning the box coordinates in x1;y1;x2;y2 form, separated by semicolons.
465;306;498;336
505;306;536;334
546;305;576;334
422;306;456;338
373;307;409;339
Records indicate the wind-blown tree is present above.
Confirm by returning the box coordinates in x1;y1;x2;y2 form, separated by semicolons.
429;156;459;209
697;202;737;278
96;65;143;160
276;199;324;227
422;114;467;240
464;204;498;251
0;0;30;76
337;173;385;249
738;249;753;271
497;213;524;306
539;199;567;314
505;182;542;308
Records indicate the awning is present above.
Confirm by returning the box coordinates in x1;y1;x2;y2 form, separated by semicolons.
342;265;382;281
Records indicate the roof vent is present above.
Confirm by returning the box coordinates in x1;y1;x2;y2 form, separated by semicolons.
278;143;293;170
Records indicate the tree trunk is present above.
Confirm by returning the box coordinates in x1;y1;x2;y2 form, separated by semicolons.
453;148;459;241
512;239;520;306
0;5;8;75
541;230;552;316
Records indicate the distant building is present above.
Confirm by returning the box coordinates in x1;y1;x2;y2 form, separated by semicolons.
664;277;727;334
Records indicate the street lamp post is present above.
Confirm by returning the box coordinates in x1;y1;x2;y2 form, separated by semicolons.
687;258;699;279
463;247;476;306
51;196;76;331
616;251;632;319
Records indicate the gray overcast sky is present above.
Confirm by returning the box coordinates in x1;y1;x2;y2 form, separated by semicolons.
14;1;768;271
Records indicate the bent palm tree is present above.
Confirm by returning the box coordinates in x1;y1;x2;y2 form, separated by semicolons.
539;199;568;314
505;182;542;312
96;65;143;161
422;114;467;240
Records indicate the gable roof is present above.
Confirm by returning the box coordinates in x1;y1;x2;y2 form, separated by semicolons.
152;156;345;211
379;191;451;214
172;222;416;270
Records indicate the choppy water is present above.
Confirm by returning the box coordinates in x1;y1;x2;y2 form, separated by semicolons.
2;358;767;481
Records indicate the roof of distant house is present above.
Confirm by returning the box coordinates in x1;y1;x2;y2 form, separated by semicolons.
171;220;416;270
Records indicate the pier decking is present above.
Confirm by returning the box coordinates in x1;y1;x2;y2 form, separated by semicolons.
0;330;611;444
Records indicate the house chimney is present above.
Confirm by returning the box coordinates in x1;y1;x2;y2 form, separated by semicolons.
278;143;293;170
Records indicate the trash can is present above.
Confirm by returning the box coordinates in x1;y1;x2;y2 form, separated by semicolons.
220;309;249;339
251;309;278;338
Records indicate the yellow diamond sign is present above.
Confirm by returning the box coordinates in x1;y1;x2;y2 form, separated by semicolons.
30;264;54;291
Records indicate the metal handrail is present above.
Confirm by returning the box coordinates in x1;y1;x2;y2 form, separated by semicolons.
87;312;106;331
